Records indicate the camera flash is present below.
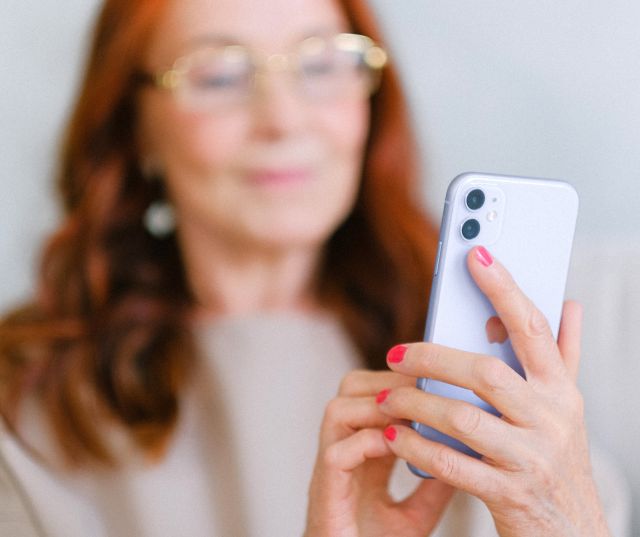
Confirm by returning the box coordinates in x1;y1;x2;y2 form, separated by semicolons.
487;210;497;222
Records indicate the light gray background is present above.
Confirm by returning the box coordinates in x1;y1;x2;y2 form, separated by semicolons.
1;0;639;531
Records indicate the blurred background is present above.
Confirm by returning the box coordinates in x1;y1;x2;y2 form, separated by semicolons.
1;0;639;531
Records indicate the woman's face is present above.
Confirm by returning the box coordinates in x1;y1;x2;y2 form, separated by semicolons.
139;0;370;252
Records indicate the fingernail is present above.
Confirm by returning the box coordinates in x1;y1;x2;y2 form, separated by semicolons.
384;426;397;441
475;246;493;267
376;388;391;404
387;344;407;363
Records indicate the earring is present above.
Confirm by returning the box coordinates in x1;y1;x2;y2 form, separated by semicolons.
139;155;175;237
144;200;176;238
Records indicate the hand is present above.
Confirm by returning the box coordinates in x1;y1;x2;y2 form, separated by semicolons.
376;246;610;537
304;370;454;537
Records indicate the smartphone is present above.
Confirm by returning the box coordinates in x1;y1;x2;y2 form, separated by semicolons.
409;172;579;479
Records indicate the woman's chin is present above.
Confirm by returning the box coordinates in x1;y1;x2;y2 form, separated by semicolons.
237;208;349;252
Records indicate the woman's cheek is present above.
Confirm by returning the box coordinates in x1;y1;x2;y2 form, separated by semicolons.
318;99;370;158
168;113;248;171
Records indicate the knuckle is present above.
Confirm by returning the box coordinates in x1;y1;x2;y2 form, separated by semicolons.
323;398;345;426
475;357;516;393
389;385;411;403
447;404;483;438
518;446;540;474
378;386;403;415
322;444;341;469
520;448;555;490
540;412;571;456
338;370;366;395
487;477;516;506
550;389;586;449
546;387;586;437
431;445;460;481
523;306;550;339
533;456;556;490
500;486;531;513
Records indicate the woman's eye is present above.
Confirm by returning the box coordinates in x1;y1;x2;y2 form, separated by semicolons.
197;74;241;88
301;59;337;76
190;65;249;90
300;49;364;80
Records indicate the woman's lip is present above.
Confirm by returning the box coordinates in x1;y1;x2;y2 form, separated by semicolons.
247;168;313;186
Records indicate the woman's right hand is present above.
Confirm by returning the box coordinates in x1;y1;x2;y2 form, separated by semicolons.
304;370;454;537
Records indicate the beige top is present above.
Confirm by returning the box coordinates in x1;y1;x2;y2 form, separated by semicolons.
0;313;632;536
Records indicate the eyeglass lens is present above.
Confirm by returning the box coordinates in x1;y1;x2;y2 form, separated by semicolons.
175;36;379;110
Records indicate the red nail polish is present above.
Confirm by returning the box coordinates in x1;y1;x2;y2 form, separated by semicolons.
475;246;493;267
387;344;407;363
384;426;397;441
376;389;391;404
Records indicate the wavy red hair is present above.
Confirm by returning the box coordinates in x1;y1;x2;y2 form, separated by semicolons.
0;0;438;467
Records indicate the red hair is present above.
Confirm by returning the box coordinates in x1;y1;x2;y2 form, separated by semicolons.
0;0;438;467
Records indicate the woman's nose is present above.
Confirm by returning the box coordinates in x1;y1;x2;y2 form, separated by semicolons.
250;68;310;139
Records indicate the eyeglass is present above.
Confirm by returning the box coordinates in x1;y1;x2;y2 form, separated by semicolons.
138;33;388;112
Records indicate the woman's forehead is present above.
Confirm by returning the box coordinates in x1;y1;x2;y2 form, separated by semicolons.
146;0;350;64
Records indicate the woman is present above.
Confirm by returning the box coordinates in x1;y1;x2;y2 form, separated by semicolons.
0;0;626;535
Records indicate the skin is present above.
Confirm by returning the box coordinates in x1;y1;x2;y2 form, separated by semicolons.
137;0;370;316
305;370;455;536
306;246;611;536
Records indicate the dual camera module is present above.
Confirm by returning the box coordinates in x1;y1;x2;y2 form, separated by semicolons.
461;189;485;240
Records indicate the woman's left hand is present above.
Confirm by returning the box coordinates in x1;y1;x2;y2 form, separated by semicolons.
376;246;611;537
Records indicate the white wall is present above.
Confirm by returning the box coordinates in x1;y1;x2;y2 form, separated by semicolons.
2;0;639;530
372;0;640;241
1;0;99;310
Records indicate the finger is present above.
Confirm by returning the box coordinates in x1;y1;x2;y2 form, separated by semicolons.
320;396;394;448
386;343;538;426
557;300;583;382
338;369;414;397
311;429;392;524
379;386;527;465
382;424;507;503
322;428;392;473
466;246;564;381
397;478;455;530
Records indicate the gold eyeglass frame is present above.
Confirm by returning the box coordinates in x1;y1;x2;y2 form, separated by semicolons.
142;33;388;100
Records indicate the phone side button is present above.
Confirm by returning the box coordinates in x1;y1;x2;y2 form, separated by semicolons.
434;241;443;277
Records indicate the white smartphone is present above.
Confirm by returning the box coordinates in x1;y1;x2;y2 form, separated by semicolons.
409;172;579;479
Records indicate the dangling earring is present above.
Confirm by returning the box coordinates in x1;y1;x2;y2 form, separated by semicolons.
140;156;176;238
144;200;176;238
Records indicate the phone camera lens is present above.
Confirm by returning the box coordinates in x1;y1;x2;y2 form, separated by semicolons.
461;218;481;240
465;189;485;211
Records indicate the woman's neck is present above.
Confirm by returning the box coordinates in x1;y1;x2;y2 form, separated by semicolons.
177;225;325;319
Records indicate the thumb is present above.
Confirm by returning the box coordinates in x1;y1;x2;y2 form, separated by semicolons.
557;300;583;383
